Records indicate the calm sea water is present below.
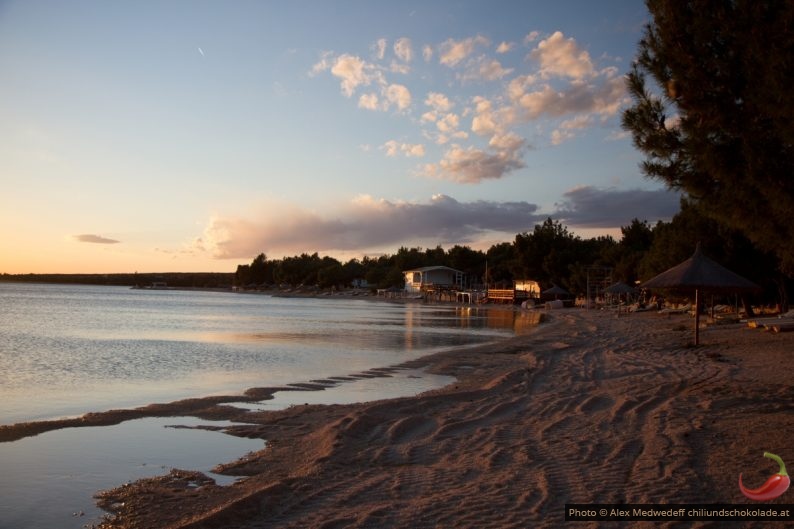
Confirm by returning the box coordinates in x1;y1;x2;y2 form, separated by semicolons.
0;282;516;424
0;282;526;529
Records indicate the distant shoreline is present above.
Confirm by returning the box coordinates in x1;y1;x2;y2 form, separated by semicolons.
0;272;234;289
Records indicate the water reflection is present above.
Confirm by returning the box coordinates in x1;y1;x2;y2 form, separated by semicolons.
1;284;536;425
0;417;262;529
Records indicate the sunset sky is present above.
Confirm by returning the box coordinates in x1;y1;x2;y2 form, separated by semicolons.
0;0;680;273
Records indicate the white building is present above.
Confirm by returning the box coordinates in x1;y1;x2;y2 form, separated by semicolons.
403;266;464;293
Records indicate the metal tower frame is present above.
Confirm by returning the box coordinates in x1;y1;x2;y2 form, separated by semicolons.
585;266;613;310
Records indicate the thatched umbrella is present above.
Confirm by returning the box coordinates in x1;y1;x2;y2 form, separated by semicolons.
605;281;638;309
605;281;637;295
640;243;760;345
542;284;569;300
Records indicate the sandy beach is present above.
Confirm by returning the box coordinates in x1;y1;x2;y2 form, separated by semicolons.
11;308;794;528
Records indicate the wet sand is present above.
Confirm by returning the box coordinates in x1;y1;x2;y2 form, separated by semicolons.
10;309;794;528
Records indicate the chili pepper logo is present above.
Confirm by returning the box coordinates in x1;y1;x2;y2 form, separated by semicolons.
739;452;790;501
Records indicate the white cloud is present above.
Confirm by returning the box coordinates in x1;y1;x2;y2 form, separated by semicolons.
488;132;524;152
384;83;412;111
422;44;433;62
560;115;594;130
423;142;525;184
421;110;438;123
373;38;387;60
382;140;425;157
461;56;513;82
425;92;452;112
551;115;594;144
358;93;379;110
523;31;540;44
439;35;490;67
313;30;630;184
550;129;575;145
196;195;544;258
436;113;460;133
506;74;539;100
471;97;498;136
310;51;333;76
394;37;413;62
390;62;411;74
530;31;594;79
477;58;513;80
330;54;379;97
511;77;627;119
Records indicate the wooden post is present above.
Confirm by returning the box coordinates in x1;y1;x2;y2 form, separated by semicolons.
694;288;700;346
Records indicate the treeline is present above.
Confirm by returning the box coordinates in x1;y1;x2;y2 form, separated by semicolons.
235;200;790;306
0;272;234;288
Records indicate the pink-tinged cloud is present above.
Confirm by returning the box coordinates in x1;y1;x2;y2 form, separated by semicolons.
530;31;594;80
438;35;490;67
198;195;543;259
73;234;120;244
423;138;526;183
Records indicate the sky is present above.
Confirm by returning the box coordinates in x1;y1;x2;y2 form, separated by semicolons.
0;0;681;274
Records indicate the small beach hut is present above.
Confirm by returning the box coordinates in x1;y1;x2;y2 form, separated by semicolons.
640;243;760;345
403;266;464;294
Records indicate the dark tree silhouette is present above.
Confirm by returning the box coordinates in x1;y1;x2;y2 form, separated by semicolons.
622;0;794;272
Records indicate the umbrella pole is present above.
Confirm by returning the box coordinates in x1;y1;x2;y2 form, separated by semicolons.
694;289;700;346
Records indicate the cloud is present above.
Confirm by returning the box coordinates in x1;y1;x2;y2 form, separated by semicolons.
358;93;379;110
373;38;387;60
382;140;425;157
554;186;681;228
550;129;574;145
316;51;413;112
422;44;433;62
530;31;594;79
314;30;631;180
425;92;452;112
551;115;594;144
329;54;382;97
394;37;413;62
510;76;627;119
73;234;120;244
436;112;459;132
460;56;513;82
438;35;490;67
197;195;544;258
523;31;540;44
384;83;412;111
471;97;498;136
309;51;333;76
423;141;525;184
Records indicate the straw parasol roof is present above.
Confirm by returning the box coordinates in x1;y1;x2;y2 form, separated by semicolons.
542;284;569;296
640;243;759;293
605;281;638;295
640;243;760;344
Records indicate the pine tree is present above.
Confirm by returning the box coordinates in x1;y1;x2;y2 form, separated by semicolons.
622;0;794;272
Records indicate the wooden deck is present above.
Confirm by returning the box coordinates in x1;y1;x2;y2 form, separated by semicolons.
485;289;531;304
